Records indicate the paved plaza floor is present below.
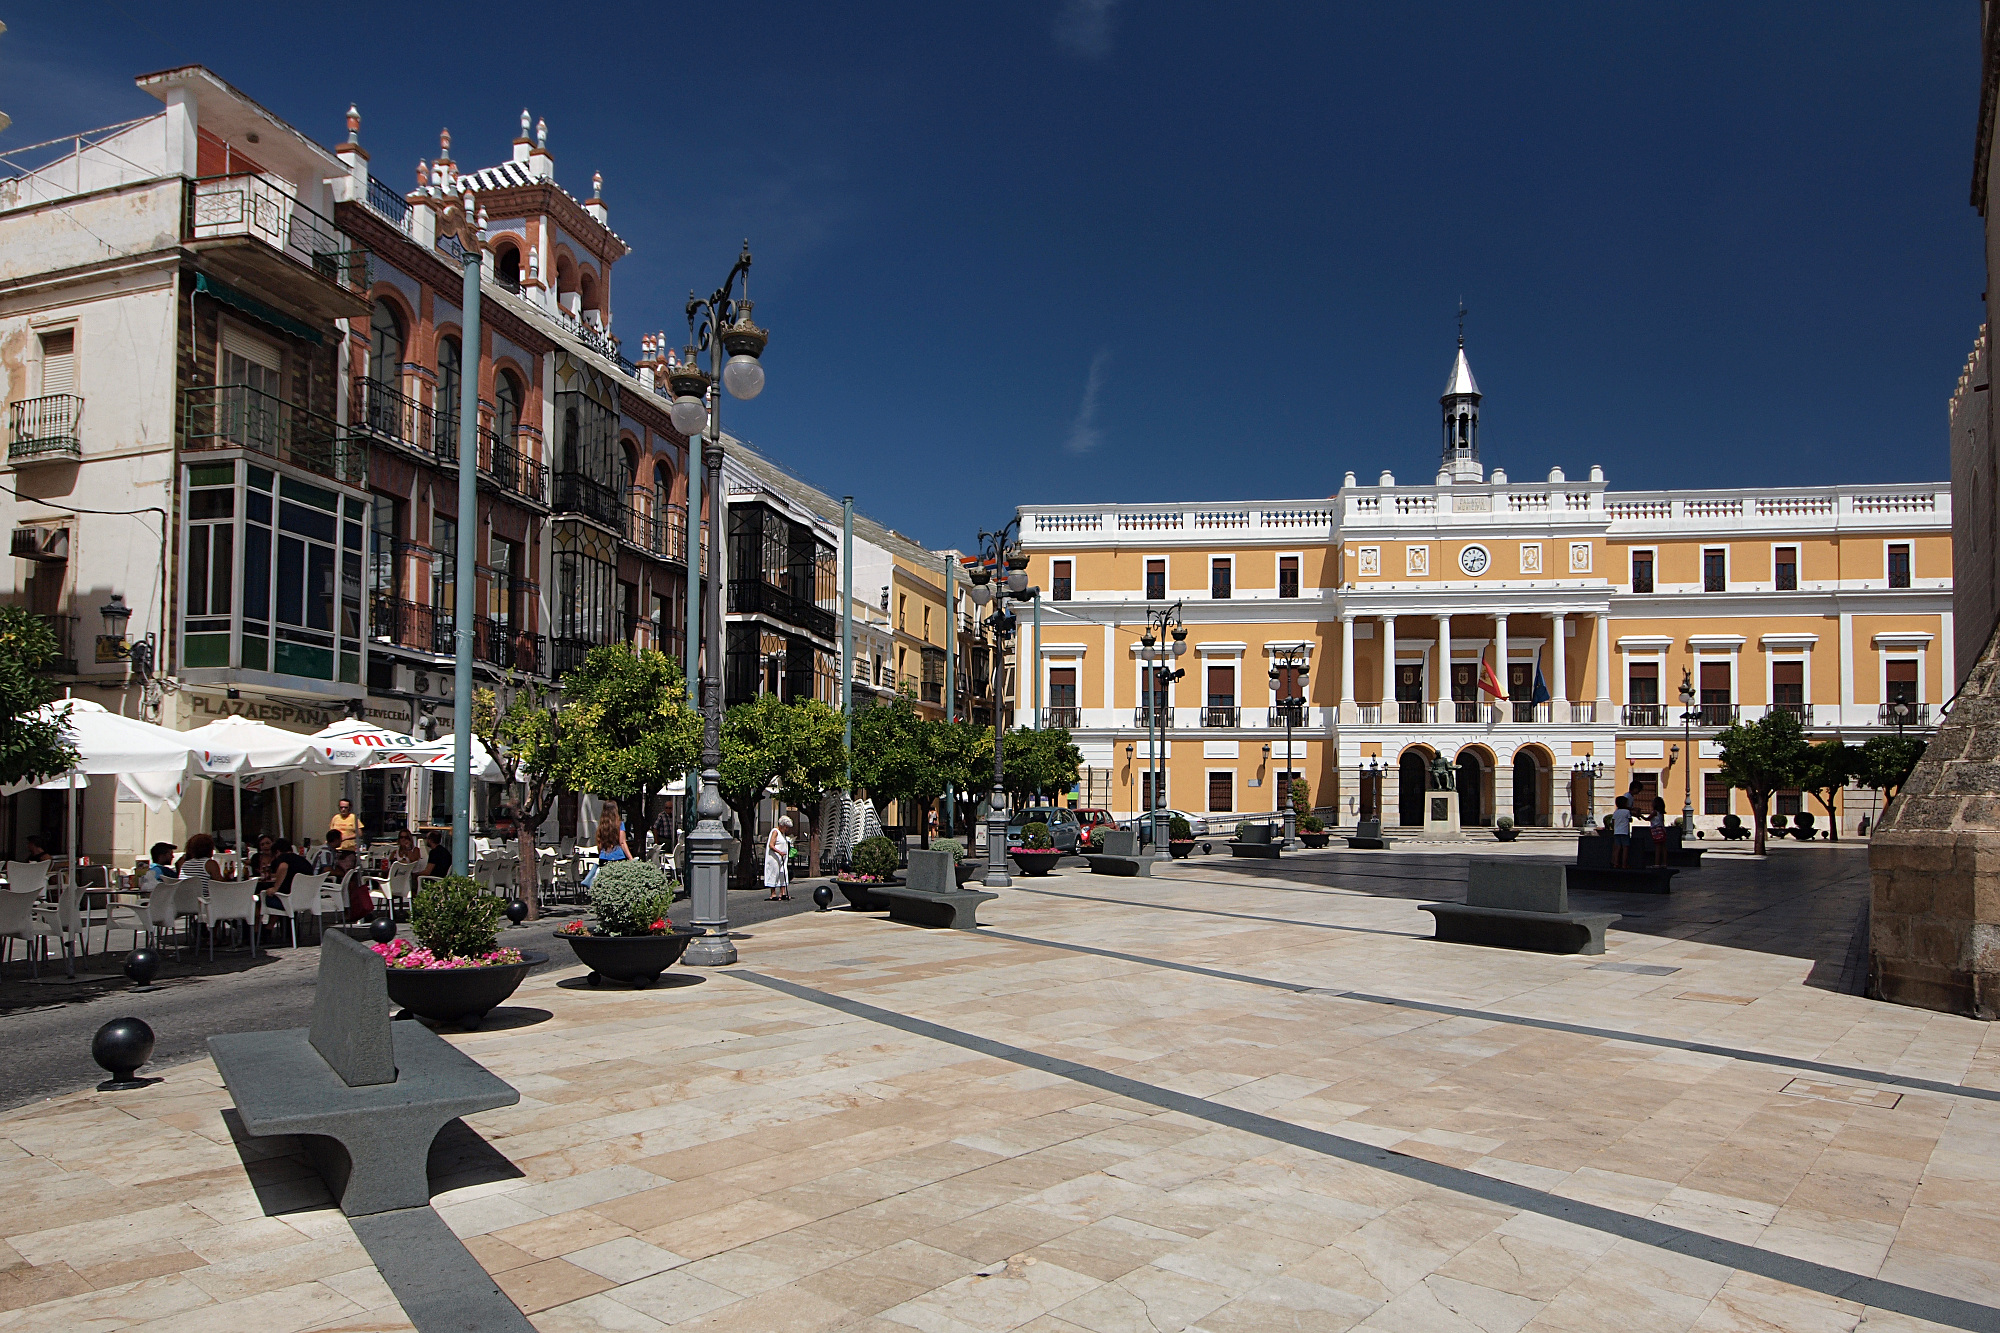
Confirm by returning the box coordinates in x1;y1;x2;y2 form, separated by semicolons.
5;843;2000;1332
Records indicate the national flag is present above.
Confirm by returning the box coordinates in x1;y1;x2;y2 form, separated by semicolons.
1477;659;1506;700
1531;652;1551;705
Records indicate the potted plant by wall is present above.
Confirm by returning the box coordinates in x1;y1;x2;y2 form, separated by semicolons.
1493;815;1519;842
837;835;901;908
374;876;543;1030
934;837;980;884
557;860;703;988
1166;814;1197;858
1769;813;1788;839
1720;813;1749;840
1011;822;1064;876
1790;810;1816;841
1296;813;1329;848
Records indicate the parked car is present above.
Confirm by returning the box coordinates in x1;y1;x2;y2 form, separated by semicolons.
1071;807;1118;841
1119;809;1210;843
1007;807;1081;853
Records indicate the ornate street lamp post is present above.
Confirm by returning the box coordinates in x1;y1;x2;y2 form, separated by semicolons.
1677;666;1696;835
964;522;1035;887
670;244;768;967
1140;603;1186;860
1269;644;1309;849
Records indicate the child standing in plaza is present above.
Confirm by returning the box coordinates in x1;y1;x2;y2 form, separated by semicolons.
1650;798;1668;868
1611;795;1632;868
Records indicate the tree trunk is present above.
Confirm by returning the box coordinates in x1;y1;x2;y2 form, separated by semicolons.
516;826;539;920
1750;793;1769;855
918;797;931;849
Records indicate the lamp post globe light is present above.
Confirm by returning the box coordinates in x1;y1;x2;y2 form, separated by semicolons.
1140;603;1186;861
1268;645;1309;849
965;522;1036;888
1678;666;1697;836
680;243;768;968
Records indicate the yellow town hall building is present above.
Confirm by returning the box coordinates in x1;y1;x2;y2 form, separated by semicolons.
1014;341;1952;834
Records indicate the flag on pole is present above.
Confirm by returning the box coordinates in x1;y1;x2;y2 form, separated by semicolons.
1531;649;1551;705
1477;658;1506;700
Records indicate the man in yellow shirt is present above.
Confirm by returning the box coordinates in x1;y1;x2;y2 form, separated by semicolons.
328;797;361;849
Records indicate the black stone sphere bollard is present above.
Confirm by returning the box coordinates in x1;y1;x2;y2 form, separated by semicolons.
812;884;834;912
368;913;397;944
124;948;161;991
505;898;529;925
92;1017;155;1091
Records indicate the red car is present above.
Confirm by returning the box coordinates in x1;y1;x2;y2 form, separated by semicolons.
1072;808;1117;840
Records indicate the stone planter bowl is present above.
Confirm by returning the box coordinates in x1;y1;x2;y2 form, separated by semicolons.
1299;831;1330;848
1167;839;1196;859
1493;828;1520;842
384;952;545;1030
564;928;704;988
1009;848;1064;877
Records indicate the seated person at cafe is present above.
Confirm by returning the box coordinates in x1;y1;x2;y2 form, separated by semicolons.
312;829;344;874
261;838;315;919
177;833;224;881
424;830;452;879
392;828;424;870
22;835;49;862
144;842;179;881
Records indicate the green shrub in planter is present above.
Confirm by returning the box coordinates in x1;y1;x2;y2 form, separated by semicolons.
1769;813;1788;832
411;875;505;960
1495;816;1514;831
1086;825;1108;851
1168;815;1192;841
1298;813;1324;834
588;860;676;936
933;837;965;863
1021;821;1054;850
852;835;900;878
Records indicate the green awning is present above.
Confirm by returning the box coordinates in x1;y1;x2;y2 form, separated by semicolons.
192;273;324;345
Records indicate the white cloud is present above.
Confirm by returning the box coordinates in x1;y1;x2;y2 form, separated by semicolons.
1065;350;1111;454
1053;0;1121;59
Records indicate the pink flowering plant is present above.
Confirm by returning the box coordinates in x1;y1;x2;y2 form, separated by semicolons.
370;874;520;970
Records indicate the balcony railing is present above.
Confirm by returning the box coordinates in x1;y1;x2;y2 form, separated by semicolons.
477;426;548;506
624;504;688;561
1879;701;1929;727
921;681;943;705
727;578;836;639
1045;706;1081;729
1623;703;1667;727
551;471;623;527
355;377;444;458
472;618;546;675
364;175;412;233
1397;701;1426;724
1696;703;1738;727
1771;702;1810;723
1356;704;1382;724
1267;703;1305;727
1134;705;1169;727
8;395;83;462
183;384;364;487
550;636;601;680
188;175;368;293
1452;701;1481;724
1202;705;1239;728
371;598;450;656
1569;701;1595;723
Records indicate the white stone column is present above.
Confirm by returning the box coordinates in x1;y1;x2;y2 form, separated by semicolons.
1381;616;1396;721
1493;614;1509;721
1551;613;1567;721
1436;614;1452;718
1339;614;1356;724
1595;613;1613;716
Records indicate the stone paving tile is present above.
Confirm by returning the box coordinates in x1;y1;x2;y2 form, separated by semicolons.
5;848;2000;1332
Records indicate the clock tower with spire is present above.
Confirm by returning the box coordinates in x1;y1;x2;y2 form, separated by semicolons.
1440;331;1483;483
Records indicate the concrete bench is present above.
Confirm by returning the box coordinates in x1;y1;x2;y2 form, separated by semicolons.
1228;823;1282;859
1567;864;1678;894
872;849;996;929
1346;819;1393;851
1086;829;1151;878
1577;832;1702;871
1420;859;1620;956
208;930;519;1217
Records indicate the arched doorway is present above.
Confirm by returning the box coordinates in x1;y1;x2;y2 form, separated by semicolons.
1398;748;1431;827
1457;749;1491;825
1512;748;1550;826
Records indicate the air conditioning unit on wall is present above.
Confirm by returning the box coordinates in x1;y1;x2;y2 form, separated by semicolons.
10;526;68;561
393;665;453;699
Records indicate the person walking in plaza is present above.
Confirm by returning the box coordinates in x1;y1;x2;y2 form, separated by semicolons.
1611;795;1633;869
765;816;793;901
1649;798;1669;868
586;802;630;888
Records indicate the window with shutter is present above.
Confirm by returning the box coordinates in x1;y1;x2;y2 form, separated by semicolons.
39;331;75;396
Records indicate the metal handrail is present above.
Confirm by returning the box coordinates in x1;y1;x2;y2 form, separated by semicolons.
1201;706;1239;728
477;425;548;506
1622;703;1667;727
183;384;364;486
187;175;368;292
364;176;411;232
8;394;83;459
1046;707;1081;729
356;377;442;458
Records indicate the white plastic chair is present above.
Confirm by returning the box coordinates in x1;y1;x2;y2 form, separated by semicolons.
318;871;355;931
103;874;175;954
386;860;424;916
29;880;85;976
4;860;50;898
202;881;259;959
0;891;64;977
167;874;207;958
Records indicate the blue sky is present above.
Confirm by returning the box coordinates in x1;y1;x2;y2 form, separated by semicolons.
1;3;1982;548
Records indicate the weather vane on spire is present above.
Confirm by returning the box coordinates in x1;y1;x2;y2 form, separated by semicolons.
1457;300;1467;347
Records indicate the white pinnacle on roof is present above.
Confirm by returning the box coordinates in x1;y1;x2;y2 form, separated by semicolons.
1443;343;1480;398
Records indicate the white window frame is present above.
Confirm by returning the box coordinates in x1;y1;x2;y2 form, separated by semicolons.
1205;769;1237;815
1628;545;1657;593
1208;554;1235;600
34;322;80;398
1050;555;1075;601
1700;545;1730;593
1276;550;1304;598
1772;544;1799;592
1883;540;1914;590
1873;633;1932;705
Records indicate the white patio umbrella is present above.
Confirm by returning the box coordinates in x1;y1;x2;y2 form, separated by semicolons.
307;719;437;767
181;714;370;852
419;734;504;783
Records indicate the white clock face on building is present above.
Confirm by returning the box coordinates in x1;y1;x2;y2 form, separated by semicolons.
1459;545;1490;575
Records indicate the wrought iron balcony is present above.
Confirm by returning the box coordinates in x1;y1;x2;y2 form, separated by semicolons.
1046;706;1081;729
1267;702;1306;727
1134;705;1170;727
624;504;688;561
8;395;82;463
1623;703;1667;727
1879;701;1928;727
370;598;450;656
727;578;835;639
187;175;368;294
1771;702;1810;723
363;175;412;233
549;636;601;680
473;618;545;675
1201;706;1239;728
182;384;364;487
354;378;444;459
1397;701;1428;724
1695;703;1738;727
551;472;623;527
477;426;548;507
1452;701;1482;724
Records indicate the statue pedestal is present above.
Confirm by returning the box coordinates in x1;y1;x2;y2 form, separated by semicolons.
1419;790;1464;842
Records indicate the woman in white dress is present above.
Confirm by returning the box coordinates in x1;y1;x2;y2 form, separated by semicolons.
764;816;793;901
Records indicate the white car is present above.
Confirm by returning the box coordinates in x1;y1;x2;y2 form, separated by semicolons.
1118;809;1210;842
